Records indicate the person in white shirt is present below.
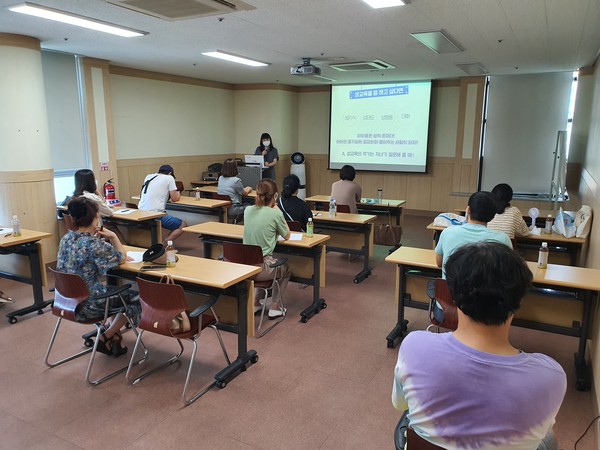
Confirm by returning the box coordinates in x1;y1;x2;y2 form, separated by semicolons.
138;164;187;243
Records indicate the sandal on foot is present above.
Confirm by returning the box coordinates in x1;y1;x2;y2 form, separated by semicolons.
111;334;128;357
95;333;114;356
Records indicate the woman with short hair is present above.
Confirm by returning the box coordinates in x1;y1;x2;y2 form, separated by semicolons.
331;164;362;214
217;158;252;221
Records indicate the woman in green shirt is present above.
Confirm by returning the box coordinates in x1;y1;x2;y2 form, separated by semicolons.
243;179;291;319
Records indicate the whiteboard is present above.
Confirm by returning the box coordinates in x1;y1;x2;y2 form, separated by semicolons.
481;73;572;194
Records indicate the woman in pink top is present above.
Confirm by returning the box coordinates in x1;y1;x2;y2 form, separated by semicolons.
330;165;362;214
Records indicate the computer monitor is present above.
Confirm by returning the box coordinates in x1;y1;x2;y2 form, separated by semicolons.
244;154;265;168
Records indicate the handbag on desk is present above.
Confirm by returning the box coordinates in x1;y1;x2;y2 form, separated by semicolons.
374;212;402;246
158;274;191;334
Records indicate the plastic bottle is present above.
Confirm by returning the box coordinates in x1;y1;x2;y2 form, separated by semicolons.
165;240;177;267
544;214;552;234
12;215;21;237
377;189;383;204
195;188;201;200
328;197;337;218
306;218;314;237
537;242;549;269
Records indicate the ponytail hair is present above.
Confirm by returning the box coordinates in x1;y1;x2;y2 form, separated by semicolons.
255;179;278;207
281;174;300;199
67;196;99;228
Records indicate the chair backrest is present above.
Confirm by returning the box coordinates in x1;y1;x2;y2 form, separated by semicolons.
222;242;264;267
211;192;233;205
407;428;445;450
337;204;351;213
62;213;78;231
125;202;139;209
428;278;458;331
50;268;90;321
136;277;198;336
175;181;185;192
286;220;303;232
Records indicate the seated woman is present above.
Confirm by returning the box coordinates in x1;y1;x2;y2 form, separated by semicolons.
56;197;141;357
277;174;313;231
217;158;253;222
487;183;530;239
66;169;125;242
331;164;362;214
243;179;291;319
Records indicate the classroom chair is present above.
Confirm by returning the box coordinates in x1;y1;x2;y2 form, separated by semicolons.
45;269;146;386
126;277;230;405
211;192;240;224
337;204;352;213
426;278;458;332
125;202;138;209
61;212;78;232
286;220;303;232
222;242;288;337
394;411;445;450
175;180;185;192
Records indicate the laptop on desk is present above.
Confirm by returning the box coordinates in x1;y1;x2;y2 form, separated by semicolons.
244;154;265;169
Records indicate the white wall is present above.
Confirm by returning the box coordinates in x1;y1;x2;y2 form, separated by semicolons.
110;75;235;159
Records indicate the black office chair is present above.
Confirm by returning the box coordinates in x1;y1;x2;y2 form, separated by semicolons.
394;411;444;450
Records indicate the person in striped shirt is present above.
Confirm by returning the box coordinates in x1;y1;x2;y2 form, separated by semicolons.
488;183;531;239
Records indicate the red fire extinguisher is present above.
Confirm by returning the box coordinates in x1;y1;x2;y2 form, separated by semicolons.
103;179;116;200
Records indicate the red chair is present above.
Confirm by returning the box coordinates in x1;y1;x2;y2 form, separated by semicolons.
45;269;146;385
222;242;288;337
336;204;351;213
175;180;185;192
286;220;303;232
126;277;230;405
211;193;240;224
426;278;458;332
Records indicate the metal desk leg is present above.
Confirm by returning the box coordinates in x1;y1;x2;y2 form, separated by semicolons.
574;290;592;391
354;223;372;284
214;283;258;388
300;245;327;323
386;264;408;348
6;243;53;324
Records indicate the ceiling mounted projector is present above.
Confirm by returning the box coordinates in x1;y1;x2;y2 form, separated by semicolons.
290;57;321;76
290;64;321;75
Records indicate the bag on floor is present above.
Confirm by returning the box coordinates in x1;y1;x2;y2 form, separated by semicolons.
374;212;402;246
158;274;191;334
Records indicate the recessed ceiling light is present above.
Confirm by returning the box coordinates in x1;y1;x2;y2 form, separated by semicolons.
411;31;463;54
201;50;269;67
361;0;408;9
6;2;147;37
456;63;488;76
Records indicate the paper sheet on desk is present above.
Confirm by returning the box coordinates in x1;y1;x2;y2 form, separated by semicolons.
127;251;145;263
114;209;136;215
0;228;14;234
278;232;303;241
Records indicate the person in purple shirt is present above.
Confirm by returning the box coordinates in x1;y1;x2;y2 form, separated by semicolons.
392;242;566;450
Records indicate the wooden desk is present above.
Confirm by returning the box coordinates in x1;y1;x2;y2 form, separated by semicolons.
182;222;330;323
198;185;257;202
103;208;165;246
165;197;231;223
190;180;218;187
1;229;52;324
306;194;406;226
454;208;575;227
427;223;586;266
384;246;600;390
312;211;376;284
110;245;261;388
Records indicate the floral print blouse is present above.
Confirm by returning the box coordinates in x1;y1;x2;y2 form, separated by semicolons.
56;231;123;296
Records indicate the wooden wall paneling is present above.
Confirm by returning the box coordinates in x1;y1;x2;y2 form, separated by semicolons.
406;172;432;210
429;161;457;212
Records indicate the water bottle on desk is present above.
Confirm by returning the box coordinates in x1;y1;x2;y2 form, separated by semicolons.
12;215;21;237
306;218;314;237
195;188;200;200
544;214;552;234
377;189;383;204
538;242;549;269
165;240;177;268
328;197;337;218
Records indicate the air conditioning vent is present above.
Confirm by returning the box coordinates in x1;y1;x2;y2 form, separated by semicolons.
329;60;395;72
107;0;255;20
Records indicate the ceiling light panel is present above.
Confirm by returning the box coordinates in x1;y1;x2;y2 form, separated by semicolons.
202;50;269;67
7;2;147;37
411;31;463;54
361;0;407;9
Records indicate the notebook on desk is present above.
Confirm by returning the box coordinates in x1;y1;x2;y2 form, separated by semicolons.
244;154;265;168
